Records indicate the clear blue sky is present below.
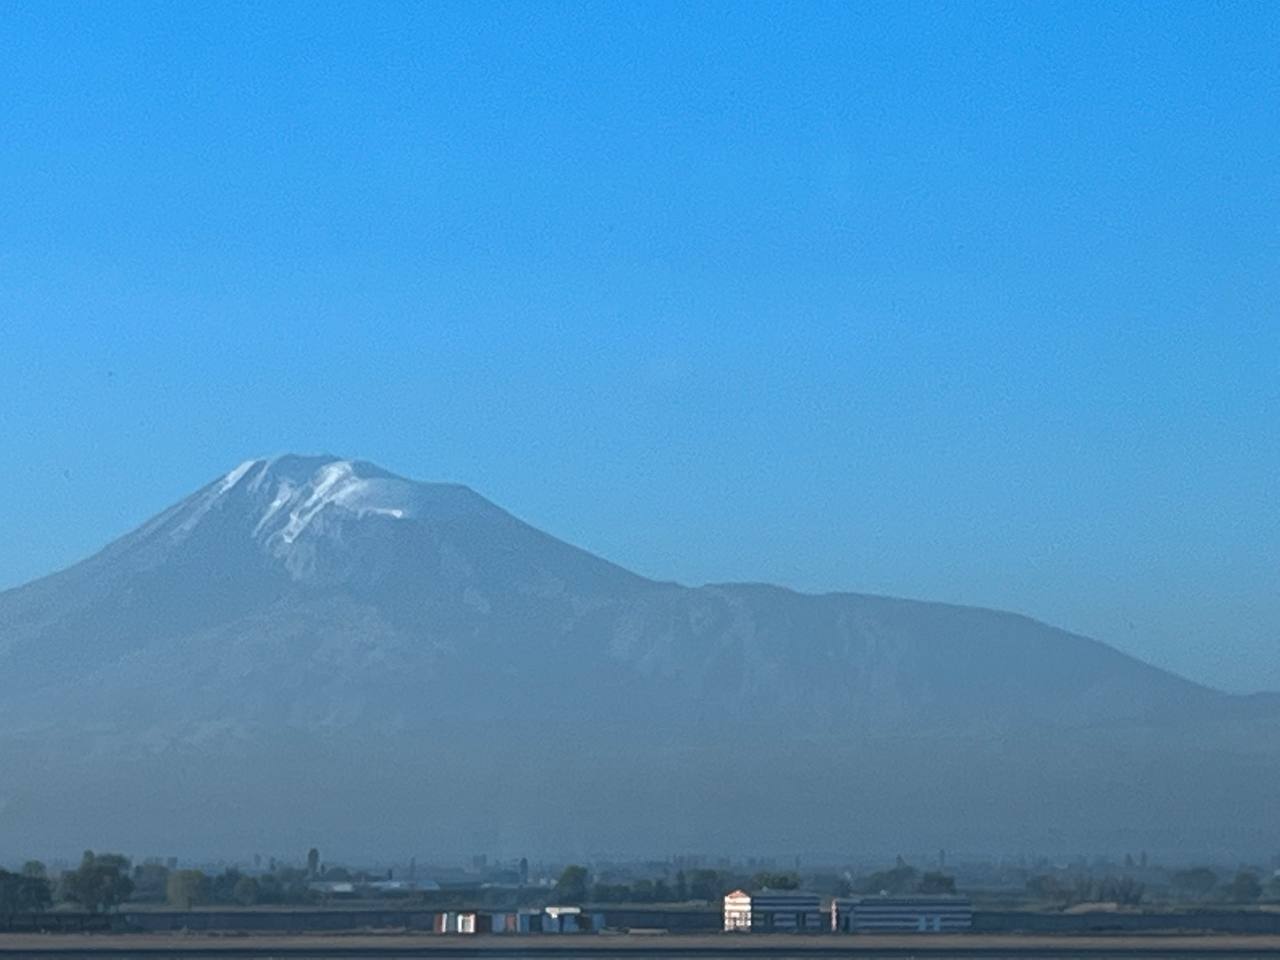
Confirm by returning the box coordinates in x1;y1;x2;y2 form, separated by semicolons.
1;2;1276;692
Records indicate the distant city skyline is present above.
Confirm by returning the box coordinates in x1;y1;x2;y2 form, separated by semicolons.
2;3;1277;693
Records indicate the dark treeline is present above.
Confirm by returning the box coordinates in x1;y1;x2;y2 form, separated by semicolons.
4;851;1279;915
1022;868;1272;909
560;862;959;904
0;853;131;916
0;865;53;915
0;852;316;912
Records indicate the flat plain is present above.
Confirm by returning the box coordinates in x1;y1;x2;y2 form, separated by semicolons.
4;933;1280;958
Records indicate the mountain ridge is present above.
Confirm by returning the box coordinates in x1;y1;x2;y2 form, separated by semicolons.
0;454;1246;725
0;453;1274;856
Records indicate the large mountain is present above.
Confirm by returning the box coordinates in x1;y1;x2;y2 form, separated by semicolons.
0;455;1275;859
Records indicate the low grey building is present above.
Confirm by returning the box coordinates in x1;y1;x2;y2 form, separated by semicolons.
832;895;972;933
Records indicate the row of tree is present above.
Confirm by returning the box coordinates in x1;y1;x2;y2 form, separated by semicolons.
8;849;518;913
1024;867;1277;907
557;865;777;904
145;864;331;906
0;868;53;916
2;853;323;913
1169;867;1271;902
859;862;957;896
12;854;1274;914
1026;873;1147;906
0;853;135;915
554;863;959;905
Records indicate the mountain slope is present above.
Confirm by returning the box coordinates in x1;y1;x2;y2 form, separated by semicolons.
0;454;1272;857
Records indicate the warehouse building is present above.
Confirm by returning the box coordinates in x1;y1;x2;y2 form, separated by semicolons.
723;889;823;932
831;895;972;933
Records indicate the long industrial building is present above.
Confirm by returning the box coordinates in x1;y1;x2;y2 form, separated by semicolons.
831;895;973;933
723;889;824;932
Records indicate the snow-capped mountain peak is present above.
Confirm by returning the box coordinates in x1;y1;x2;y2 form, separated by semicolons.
162;455;427;554
248;458;416;544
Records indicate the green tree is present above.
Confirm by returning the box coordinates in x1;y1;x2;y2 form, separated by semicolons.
590;882;631;902
307;848;320;878
862;863;919;895
688;869;725;901
166;870;209;909
674;870;688;901
1171;867;1218;899
1099;875;1144;906
21;861;46;880
1026;874;1067;904
918;871;956;894
805;873;853;897
751;871;800;890
131;863;171;902
555;865;589;903
1072;876;1097;904
1225;871;1262;903
0;869;53;915
208;868;247;904
255;873;283;904
62;852;134;913
257;866;310;904
230;875;259;906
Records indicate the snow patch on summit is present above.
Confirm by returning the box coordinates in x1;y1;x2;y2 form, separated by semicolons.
172;459;263;536
253;480;297;536
156;456;426;551
257;460;420;545
219;459;258;493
